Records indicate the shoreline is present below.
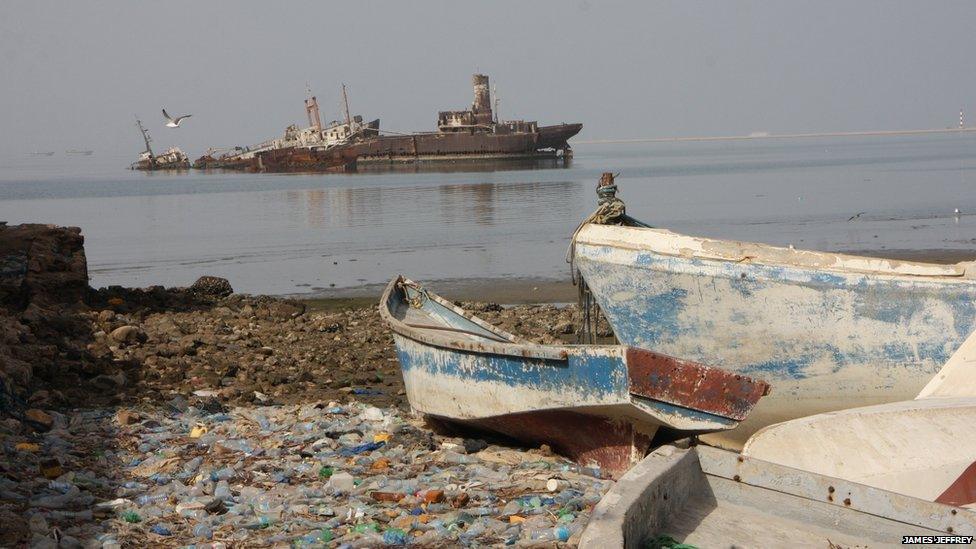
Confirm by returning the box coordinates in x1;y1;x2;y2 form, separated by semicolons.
295;248;974;309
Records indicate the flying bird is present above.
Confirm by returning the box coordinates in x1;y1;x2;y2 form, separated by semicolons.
847;212;866;222
162;109;192;128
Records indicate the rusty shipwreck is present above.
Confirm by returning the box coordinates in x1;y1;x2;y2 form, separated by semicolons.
193;86;373;173
348;74;581;166
130;118;190;171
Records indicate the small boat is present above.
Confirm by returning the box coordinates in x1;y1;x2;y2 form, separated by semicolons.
742;329;976;506
380;276;769;477
28;151;55;156
580;443;976;548
572;178;976;446
66;149;94;156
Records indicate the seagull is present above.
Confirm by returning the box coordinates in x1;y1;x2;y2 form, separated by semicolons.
162;108;192;128
848;211;866;222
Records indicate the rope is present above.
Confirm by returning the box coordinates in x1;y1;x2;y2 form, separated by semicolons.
567;173;652;343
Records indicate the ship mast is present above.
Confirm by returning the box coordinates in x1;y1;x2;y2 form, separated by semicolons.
341;83;352;127
493;85;500;124
135;117;154;159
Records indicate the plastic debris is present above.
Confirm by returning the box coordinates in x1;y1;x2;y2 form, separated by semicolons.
1;400;612;546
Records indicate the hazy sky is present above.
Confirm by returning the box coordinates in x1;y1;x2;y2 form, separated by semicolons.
2;1;975;155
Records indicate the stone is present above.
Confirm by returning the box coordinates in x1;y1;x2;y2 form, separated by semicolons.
190;276;233;298
115;409;141;426
109;325;142;344
97;310;115;322
24;408;53;431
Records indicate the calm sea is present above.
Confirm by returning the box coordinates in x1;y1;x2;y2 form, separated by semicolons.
1;134;974;296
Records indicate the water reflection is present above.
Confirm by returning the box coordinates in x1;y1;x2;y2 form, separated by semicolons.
3;134;976;296
285;179;582;232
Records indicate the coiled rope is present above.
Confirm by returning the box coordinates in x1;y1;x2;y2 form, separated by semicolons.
566;173;651;343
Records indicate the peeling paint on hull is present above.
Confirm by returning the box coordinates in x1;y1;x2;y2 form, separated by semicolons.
574;224;976;445
380;276;768;476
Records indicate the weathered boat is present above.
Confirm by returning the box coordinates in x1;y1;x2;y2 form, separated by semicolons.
379;276;769;477
580;443;976;548
572;179;976;445
742;329;976;506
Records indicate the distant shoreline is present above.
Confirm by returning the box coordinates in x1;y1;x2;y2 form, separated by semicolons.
297;247;974;309
578;126;976;145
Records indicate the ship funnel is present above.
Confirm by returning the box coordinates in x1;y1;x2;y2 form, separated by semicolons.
305;95;322;132
472;74;491;115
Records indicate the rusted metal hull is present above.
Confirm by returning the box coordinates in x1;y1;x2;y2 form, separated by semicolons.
573;223;976;446
380;276;768;477
349;123;581;163
254;146;357;173
129;159;190;171
192;145;358;173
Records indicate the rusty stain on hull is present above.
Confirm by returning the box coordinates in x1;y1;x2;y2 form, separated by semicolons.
627;347;770;421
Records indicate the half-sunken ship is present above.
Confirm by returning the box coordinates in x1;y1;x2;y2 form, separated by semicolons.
193;86;374;172
130;118;190;171
348;74;581;165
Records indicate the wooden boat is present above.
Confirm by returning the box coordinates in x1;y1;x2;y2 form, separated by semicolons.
580;443;976;548
742;329;976;506
573;220;976;446
379;276;769;477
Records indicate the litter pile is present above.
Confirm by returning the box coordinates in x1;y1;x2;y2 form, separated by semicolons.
5;399;612;546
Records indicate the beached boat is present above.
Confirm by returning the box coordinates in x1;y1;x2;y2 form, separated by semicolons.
579;443;976;548
573;214;976;445
742;329;976;506
379;276;769;477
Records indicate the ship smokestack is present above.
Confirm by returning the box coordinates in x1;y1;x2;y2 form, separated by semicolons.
472;74;492;116
305;95;322;132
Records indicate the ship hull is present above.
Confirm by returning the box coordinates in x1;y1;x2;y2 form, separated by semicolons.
130;159;190;171
348;123;582;163
193;146;358;173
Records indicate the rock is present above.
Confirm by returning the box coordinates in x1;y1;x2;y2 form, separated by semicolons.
90;373;126;390
0;224;88;310
24;408;53;431
115;409;141;426
189;276;233;298
97;310;115;322
109;325;142;344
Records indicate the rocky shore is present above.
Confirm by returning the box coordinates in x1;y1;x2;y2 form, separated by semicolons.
1;223;613;547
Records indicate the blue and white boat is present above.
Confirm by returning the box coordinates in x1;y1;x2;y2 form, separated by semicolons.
573;221;976;445
380;276;768;477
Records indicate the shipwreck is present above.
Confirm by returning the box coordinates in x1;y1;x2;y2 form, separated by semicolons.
348;74;581;165
129;118;190;171
193;86;374;173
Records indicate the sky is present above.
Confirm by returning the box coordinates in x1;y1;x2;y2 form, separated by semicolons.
2;1;975;156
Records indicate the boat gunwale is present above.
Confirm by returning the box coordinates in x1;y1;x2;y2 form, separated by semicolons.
379;275;610;361
575;223;975;279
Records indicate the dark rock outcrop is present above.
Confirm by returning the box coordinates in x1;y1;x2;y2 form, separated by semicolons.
0;223;88;310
